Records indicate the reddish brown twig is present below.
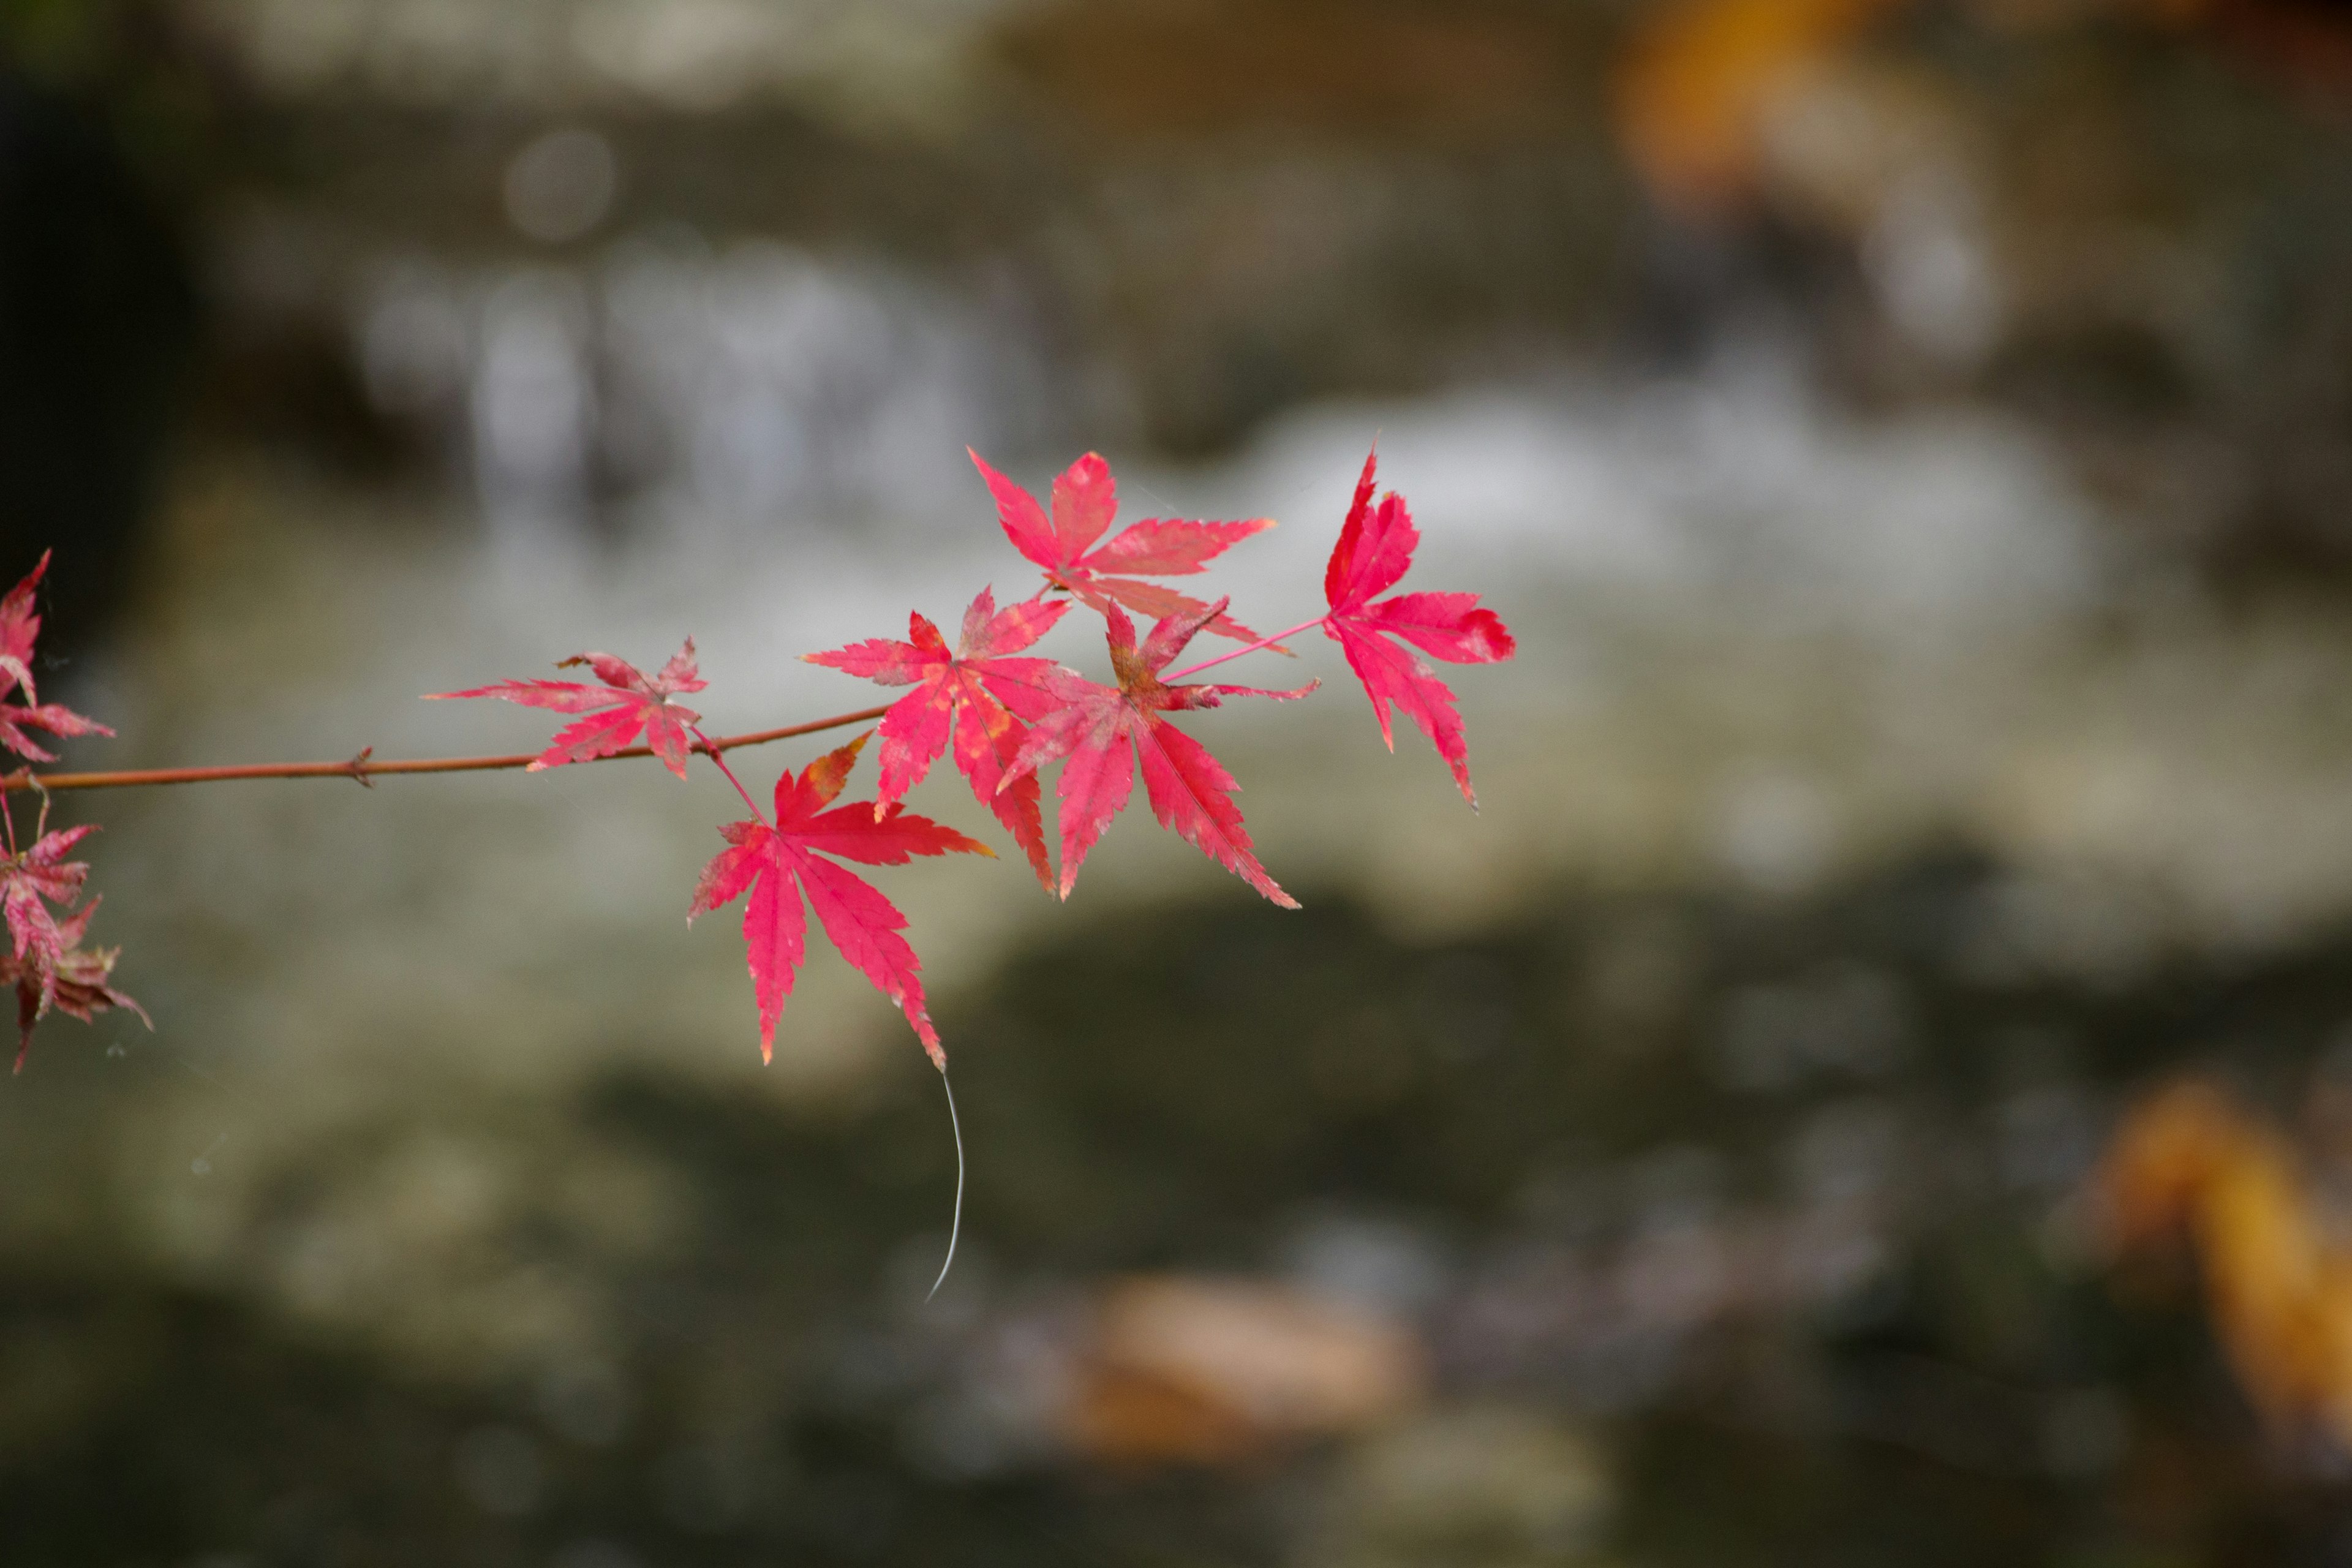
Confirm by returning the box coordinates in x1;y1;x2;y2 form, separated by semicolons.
0;706;892;794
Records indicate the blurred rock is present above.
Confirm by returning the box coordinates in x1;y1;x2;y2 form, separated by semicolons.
1066;1275;1427;1466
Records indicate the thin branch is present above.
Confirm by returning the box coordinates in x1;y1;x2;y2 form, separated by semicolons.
0;705;893;795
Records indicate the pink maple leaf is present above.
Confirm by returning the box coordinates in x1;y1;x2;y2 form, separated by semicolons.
804;589;1071;891
0;551;41;695
428;640;709;778
0;552;115;764
1322;449;1515;805
1001;597;1313;906
7;895;146;1072
688;734;992;1068
1;823;94;977
0;823;110;1060
969;450;1276;643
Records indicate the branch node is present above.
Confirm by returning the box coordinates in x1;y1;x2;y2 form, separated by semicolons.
345;747;375;788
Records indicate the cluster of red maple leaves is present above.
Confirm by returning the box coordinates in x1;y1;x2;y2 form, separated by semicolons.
446;447;1512;1068
0;556;146;1069
2;447;1511;1075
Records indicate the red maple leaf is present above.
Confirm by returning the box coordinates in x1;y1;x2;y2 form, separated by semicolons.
0;552;115;763
428;640;709;778
0;550;41;695
1002;597;1313;906
1321;449;1515;805
688;734;992;1067
1;823;94;985
804;589;1070;891
7;895;146;1072
0;821;145;1069
969;450;1276;643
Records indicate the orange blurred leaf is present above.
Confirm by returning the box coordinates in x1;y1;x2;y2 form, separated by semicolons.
2100;1081;2352;1446
1615;0;1904;211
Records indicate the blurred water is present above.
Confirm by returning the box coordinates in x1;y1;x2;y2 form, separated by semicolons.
62;331;2352;1114
357;239;1056;546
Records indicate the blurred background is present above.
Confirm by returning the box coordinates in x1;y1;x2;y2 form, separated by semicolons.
7;1;2352;1563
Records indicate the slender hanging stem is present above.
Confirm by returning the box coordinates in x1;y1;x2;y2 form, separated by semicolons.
690;724;766;824
926;1063;965;1303
0;705;893;795
1164;615;1330;682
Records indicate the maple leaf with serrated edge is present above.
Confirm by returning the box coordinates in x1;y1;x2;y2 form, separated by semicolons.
804;589;1070;891
1001;597;1313;906
1;823;92;981
1321;448;1515;805
969;450;1278;644
8;895;146;1072
0;551;40;695
428;640;709;778
0;822;129;1068
688;734;992;1068
0;552;114;763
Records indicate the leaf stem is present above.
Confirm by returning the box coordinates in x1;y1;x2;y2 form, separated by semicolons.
0;706;893;795
1164;614;1330;682
926;1063;965;1304
690;724;767;824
